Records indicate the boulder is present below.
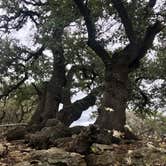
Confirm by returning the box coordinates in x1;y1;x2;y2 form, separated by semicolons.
51;137;73;149
5;126;27;141
66;125;120;154
45;118;64;127
90;143;114;154
25;122;71;149
69;126;86;135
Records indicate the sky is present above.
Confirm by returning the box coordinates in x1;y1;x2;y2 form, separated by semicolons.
70;91;97;127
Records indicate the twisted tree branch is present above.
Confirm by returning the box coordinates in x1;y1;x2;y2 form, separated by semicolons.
57;86;103;126
73;0;111;66
22;0;48;6
129;20;163;66
0;73;28;100
148;0;157;8
111;0;136;43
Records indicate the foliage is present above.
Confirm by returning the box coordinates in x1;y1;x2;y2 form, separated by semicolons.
126;111;166;140
0;0;165;121
0;84;37;124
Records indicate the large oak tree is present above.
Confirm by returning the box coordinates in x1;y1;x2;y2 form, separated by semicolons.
73;0;165;131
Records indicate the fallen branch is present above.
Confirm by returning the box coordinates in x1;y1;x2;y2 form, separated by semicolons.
0;123;27;127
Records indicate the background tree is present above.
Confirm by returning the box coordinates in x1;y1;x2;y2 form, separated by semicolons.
0;0;100;129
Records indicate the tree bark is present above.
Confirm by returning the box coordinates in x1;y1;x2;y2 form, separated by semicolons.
73;0;162;133
95;64;129;131
30;82;48;125
30;28;98;127
41;29;66;123
30;28;66;125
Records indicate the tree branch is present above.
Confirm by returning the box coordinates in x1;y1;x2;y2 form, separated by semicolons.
66;65;94;85
129;21;163;66
135;77;149;108
148;0;157;8
62;64;97;107
111;0;136;43
0;123;27;127
22;0;48;6
73;0;111;66
0;73;28;100
24;45;45;62
57;86;102;126
139;88;149;108
0;45;45;77
32;83;42;96
0;8;40;32
0;44;45;100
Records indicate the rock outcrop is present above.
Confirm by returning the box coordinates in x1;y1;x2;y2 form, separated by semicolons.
15;147;87;166
1;139;166;166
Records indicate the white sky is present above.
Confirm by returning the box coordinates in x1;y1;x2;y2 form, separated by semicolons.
70;91;97;126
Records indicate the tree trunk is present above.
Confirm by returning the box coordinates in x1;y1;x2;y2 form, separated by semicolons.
95;64;129;131
30;82;48;125
57;93;96;126
41;32;66;123
30;28;66;125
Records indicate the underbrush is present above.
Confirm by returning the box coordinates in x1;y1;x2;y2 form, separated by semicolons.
126;111;166;141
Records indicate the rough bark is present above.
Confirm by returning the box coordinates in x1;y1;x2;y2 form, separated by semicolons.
40;29;66;123
29;28;66;126
30;82;48;125
95;64;129;131
73;0;163;133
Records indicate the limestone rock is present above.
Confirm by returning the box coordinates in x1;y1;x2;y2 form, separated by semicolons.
25;123;71;149
16;147;87;166
41;125;71;140
45;118;64;127
25;131;49;149
90;143;114;154
69;126;86;135
5;126;27;141
86;145;166;166
0;143;8;157
15;161;31;166
51;137;73;149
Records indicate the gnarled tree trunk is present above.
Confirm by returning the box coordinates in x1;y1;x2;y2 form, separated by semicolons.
29;27;98;128
30;28;66;125
95;64;129;131
73;0;162;134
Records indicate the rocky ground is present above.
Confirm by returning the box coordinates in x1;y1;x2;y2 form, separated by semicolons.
1;115;166;166
0;136;166;166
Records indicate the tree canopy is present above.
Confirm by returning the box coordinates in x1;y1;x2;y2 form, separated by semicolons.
0;0;165;127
